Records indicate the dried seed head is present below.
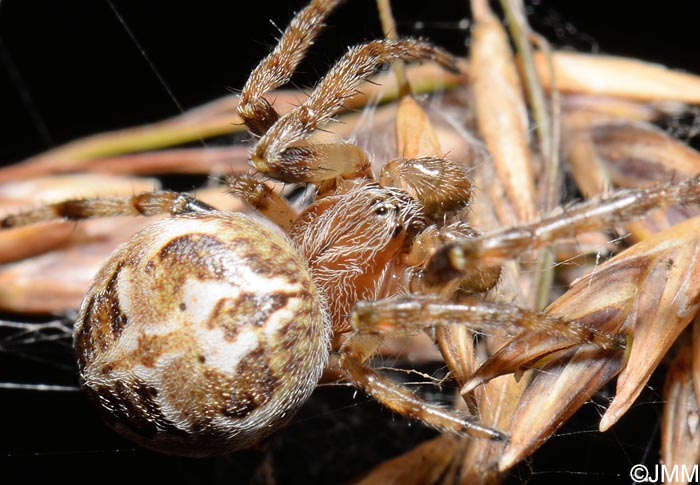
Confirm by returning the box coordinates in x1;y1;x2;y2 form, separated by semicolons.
74;212;329;456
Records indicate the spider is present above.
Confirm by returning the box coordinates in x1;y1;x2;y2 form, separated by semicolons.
2;0;699;459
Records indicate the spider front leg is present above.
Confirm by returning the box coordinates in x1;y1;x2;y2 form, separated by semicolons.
247;38;459;184
425;175;700;289
237;0;343;136
0;191;216;228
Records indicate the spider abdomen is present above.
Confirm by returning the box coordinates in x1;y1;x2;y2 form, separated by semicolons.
74;213;329;456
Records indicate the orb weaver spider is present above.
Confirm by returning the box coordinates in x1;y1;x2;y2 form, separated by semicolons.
1;0;699;460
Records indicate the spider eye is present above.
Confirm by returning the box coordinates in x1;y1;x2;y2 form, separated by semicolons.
374;205;390;216
373;200;398;217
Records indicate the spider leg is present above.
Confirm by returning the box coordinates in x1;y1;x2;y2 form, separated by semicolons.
350;294;625;351
226;174;297;231
0;191;216;228
342;293;623;442
380;156;491;399
339;332;507;441
238;0;344;136
425;175;700;289
250;39;460;183
408;221;502;296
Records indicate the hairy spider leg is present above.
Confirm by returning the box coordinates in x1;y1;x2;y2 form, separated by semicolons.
351;295;625;351
238;0;344;136
339;333;508;441
425;175;700;289
246;38;459;184
226;173;298;231
0;191;216;228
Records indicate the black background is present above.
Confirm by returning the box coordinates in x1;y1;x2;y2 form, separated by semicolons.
1;1;699;484
2;1;699;165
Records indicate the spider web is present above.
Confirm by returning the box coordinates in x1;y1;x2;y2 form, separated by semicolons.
0;1;698;483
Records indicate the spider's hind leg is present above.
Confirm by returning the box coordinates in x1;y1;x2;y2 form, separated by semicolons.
1;191;216;229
